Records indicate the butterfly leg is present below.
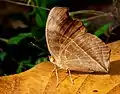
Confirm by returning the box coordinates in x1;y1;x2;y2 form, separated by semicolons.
67;69;74;85
52;64;57;72
52;64;59;87
55;68;59;87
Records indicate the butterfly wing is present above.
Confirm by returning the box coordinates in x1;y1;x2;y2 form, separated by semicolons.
46;7;110;73
46;7;83;61
60;32;110;73
46;7;69;58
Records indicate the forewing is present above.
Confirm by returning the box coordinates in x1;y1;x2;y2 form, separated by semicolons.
46;7;83;58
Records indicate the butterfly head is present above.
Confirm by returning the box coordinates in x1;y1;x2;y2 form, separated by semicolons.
49;56;56;64
49;56;63;68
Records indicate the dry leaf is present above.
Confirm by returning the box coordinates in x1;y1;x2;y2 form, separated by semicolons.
46;7;110;73
0;40;120;94
10;20;28;29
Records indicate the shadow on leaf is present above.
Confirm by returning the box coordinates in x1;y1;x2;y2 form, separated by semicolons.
110;60;120;75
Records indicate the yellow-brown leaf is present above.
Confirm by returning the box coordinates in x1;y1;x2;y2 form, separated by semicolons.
0;40;120;94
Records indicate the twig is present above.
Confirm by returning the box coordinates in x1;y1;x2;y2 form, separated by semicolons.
27;0;31;4
3;0;50;11
82;12;113;21
69;10;106;16
3;0;113;22
112;0;120;24
69;10;113;22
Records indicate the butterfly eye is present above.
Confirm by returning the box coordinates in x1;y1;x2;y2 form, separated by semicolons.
49;56;55;63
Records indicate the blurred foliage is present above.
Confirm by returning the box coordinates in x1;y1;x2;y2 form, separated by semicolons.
8;33;33;44
81;19;112;37
0;0;113;75
0;0;50;75
0;52;7;62
94;23;112;37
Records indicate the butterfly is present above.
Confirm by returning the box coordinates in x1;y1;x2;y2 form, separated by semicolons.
45;7;110;74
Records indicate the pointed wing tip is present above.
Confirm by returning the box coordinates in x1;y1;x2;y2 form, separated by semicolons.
104;69;109;73
102;66;110;73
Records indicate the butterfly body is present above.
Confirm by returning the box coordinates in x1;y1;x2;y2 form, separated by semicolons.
46;7;110;73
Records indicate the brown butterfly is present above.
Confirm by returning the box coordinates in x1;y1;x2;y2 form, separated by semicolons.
46;7;110;74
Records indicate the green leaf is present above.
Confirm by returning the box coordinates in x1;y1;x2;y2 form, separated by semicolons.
35;0;47;27
16;62;23;73
22;59;34;68
35;57;48;64
0;52;7;62
94;23;112;37
8;33;33;44
82;21;91;27
31;27;45;39
28;8;36;16
39;9;47;25
22;59;31;64
80;19;91;27
35;13;44;27
24;63;34;67
16;59;32;73
35;0;39;6
39;0;47;23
